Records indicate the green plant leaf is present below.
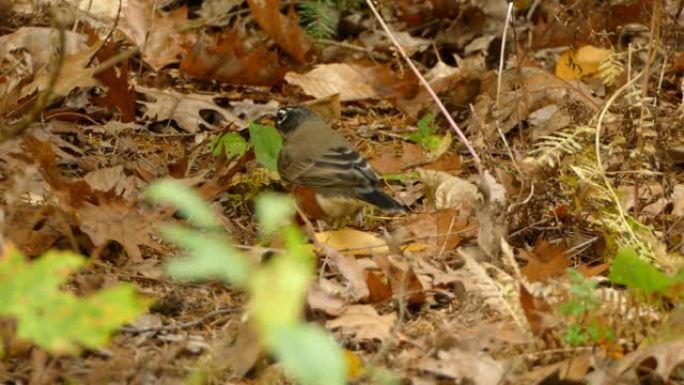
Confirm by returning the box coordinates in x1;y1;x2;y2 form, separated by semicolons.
211;132;249;160
161;224;251;287
271;324;346;385
417;113;435;136
249;121;282;171
0;248;146;354
609;248;675;294
145;179;220;229
255;193;296;237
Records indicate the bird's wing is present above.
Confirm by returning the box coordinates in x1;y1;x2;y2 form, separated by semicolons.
279;146;378;188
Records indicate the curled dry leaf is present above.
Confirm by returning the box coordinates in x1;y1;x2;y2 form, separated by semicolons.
137;86;245;132
284;63;378;101
476;170;508;258
326;304;396;343
418;169;479;212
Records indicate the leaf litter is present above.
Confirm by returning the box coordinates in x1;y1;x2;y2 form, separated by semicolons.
1;1;684;384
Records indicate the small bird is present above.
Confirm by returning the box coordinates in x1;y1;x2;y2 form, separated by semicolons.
275;106;406;218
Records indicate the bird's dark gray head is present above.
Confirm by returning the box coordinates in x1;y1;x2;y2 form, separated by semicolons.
275;106;316;136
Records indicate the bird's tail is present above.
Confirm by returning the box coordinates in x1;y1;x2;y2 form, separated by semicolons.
357;188;407;213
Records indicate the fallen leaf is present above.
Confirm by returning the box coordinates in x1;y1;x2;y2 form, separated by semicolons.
118;0;195;70
21;42;103;98
307;283;347;316
418;169;479;212
375;255;426;305
246;0;311;63
365;271;392;304
92;41;136;122
315;229;389;256
671;185;684;217
399;209;473;253
326;304;396;343
285;63;378;101
556;45;613;81
586;340;684;385
78;201;161;262
181;29;289;86
137;85;245;132
324;245;369;301
520;238;570;283
416;348;504;385
83;166;126;193
0;27;88;76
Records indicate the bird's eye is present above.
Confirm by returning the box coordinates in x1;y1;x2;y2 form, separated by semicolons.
276;109;288;125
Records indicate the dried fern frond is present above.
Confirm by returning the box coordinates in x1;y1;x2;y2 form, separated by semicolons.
599;52;624;87
525;125;594;168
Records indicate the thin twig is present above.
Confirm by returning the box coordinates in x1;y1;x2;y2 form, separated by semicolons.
86;0;123;67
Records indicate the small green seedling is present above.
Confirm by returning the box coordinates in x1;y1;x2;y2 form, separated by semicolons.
406;113;451;157
211;132;249;161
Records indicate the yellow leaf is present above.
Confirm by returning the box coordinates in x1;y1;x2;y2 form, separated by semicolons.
315;229;388;256
344;349;364;380
555;45;613;81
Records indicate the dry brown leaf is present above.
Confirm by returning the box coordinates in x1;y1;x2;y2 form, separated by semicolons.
21;41;102;98
78;201;161;261
365;271;392;304
325;245;369;301
285;63;379;101
181;29;289;86
671;184;684;217
326;304;396;343
307;283;347;316
520;238;570;283
83;166;126;193
118;0;195;70
399;209;473;253
137;86;245;132
246;0;311;63
418;169;479;212
586;340;684;385
415;348;503;385
92;41;136;122
471;66;601;136
375;255;426;305
315;229;389;256
368;142;427;175
0;27;88;75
